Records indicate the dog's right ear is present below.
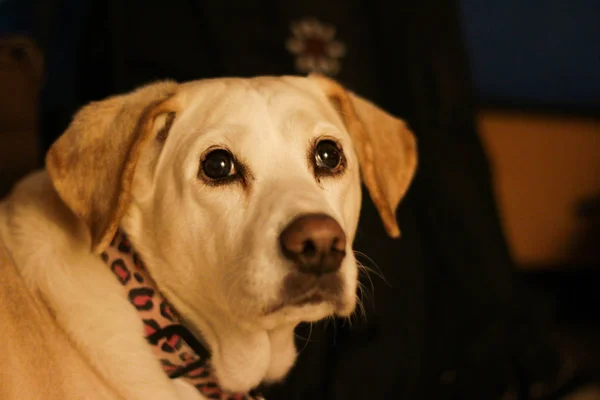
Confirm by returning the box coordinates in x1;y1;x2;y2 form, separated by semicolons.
46;81;179;254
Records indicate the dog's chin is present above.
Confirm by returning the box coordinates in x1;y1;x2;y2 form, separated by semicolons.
255;272;357;328
258;291;356;330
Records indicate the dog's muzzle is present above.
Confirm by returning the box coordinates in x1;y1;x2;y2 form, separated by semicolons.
272;213;347;311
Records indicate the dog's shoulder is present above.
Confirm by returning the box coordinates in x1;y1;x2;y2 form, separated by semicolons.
0;227;65;398
0;170;91;277
0;247;117;399
0;172;123;399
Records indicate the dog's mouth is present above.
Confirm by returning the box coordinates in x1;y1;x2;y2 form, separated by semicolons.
265;291;329;314
264;272;345;315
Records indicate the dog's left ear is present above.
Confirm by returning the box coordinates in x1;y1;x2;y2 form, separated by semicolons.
309;74;417;238
46;81;179;253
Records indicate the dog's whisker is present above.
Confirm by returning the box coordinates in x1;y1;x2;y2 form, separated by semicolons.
297;322;314;355
353;250;389;286
356;261;376;300
350;297;367;326
356;295;367;323
294;323;316;343
354;266;375;320
331;316;338;345
293;332;311;341
357;296;367;323
347;282;368;326
356;275;374;305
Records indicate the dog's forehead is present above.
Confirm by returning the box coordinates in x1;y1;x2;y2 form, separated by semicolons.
175;77;344;135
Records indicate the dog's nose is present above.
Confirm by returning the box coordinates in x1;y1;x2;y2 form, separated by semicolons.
279;214;347;275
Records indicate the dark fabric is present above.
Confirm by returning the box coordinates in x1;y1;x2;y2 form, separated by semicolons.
0;0;36;35
35;0;563;398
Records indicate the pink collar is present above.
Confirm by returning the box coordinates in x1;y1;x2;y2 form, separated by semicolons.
100;229;263;400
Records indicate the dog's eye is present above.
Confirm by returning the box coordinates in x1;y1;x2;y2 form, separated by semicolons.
202;149;237;180
315;140;344;172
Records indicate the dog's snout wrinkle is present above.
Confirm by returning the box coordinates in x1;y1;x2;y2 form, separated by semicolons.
279;213;346;275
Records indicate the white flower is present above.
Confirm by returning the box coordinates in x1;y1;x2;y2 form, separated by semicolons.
285;17;346;76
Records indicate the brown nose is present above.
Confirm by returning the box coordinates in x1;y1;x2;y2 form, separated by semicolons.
279;214;347;275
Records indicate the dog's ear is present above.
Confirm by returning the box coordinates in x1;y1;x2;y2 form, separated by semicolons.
309;74;417;238
46;81;179;253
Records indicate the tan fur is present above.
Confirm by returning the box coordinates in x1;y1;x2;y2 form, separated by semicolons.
0;244;115;399
0;76;417;399
46;81;179;253
0;236;96;399
0;176;145;400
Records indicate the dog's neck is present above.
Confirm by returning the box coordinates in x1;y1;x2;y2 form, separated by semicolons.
101;229;268;399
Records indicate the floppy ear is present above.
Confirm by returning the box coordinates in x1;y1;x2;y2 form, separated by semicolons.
309;74;417;238
45;81;179;253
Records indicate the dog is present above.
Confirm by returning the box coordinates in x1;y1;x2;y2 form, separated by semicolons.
0;74;417;399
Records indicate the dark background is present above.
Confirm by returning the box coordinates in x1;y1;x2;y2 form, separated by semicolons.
460;0;600;115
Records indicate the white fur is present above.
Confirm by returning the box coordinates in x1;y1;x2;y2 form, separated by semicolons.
0;77;362;399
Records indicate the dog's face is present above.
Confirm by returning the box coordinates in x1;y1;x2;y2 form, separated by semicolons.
128;77;363;329
45;75;417;332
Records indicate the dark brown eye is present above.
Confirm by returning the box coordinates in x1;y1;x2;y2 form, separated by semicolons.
315;140;343;171
202;149;236;180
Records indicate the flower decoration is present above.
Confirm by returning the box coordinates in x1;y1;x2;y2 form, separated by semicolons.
285;17;346;76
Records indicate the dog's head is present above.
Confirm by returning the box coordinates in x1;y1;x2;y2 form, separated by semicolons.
46;75;416;331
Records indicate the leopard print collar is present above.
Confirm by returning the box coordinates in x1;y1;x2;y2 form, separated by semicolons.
100;229;263;400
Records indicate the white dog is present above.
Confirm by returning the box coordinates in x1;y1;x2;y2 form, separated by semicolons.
0;74;416;399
